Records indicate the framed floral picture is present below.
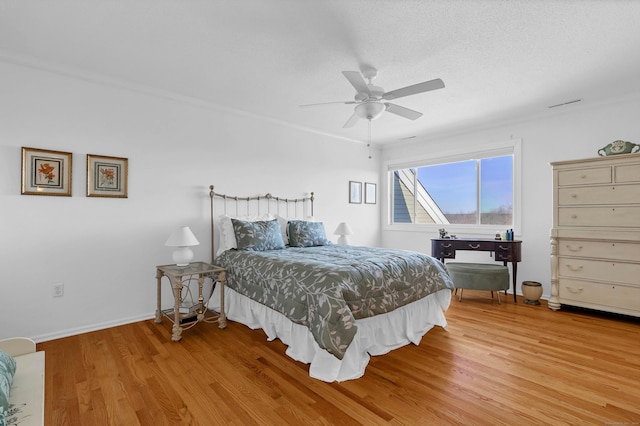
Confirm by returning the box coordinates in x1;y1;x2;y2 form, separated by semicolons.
349;181;362;204
21;147;73;196
365;182;377;204
87;154;128;198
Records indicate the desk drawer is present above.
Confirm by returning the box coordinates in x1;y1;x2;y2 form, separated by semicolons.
432;241;455;259
456;241;496;251
559;278;640;312
558;167;611;186
558;257;640;285
558;184;640;206
495;243;514;261
558;206;640;227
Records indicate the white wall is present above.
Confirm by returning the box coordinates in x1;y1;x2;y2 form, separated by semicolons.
0;61;380;341
380;93;640;300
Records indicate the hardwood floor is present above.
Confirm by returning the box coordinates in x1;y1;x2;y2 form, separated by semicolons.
38;291;640;425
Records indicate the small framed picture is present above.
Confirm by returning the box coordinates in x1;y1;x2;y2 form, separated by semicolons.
365;182;377;204
349;181;362;204
87;154;128;198
21;147;73;196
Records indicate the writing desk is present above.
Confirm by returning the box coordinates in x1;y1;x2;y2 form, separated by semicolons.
431;238;522;303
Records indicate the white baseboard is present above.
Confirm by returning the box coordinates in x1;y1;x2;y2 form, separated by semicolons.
32;313;156;343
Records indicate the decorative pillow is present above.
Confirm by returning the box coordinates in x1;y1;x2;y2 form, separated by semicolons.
216;214;273;256
231;218;285;251
288;220;330;247
0;350;16;421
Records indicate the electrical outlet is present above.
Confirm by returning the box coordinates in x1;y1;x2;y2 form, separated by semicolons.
53;283;64;297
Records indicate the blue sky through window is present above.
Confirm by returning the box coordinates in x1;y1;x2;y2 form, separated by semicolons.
417;155;512;216
480;156;513;214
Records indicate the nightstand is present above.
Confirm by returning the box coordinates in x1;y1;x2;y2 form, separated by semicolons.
155;261;227;341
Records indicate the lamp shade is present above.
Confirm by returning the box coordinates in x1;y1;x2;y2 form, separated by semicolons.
334;222;353;245
165;226;199;266
165;226;200;247
334;222;354;236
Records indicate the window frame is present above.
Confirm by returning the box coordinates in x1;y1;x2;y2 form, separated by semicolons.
384;139;522;237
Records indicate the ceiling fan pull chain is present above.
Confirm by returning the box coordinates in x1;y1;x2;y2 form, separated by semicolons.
368;119;372;160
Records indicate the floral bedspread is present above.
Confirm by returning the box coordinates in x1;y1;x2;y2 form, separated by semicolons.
216;245;454;359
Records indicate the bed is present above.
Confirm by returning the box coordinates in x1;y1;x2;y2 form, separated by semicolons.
208;185;454;382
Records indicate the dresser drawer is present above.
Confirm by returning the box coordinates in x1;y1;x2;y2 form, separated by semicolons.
558;239;640;262
558;257;640;285
558;206;640;227
558;184;640;206
557;166;611;186
559;278;640;312
615;163;640;183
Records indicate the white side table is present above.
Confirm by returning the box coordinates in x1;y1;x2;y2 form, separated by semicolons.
155;261;227;341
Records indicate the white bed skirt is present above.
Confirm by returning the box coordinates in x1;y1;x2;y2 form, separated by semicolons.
210;286;452;382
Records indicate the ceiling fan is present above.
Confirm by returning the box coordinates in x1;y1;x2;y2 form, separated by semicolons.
301;66;445;128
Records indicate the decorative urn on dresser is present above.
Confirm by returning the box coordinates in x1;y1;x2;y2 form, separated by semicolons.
549;153;640;317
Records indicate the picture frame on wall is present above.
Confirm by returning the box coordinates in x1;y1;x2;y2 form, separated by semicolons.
21;147;73;196
87;154;128;198
365;182;377;204
349;181;362;204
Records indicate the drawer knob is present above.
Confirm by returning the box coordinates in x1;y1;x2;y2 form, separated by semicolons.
468;244;480;249
571;193;577;198
566;245;583;252
442;243;452;248
571;214;578;219
566;286;584;294
498;245;509;250
566;264;583;272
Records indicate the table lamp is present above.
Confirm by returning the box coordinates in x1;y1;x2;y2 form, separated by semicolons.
334;222;353;245
165;226;200;266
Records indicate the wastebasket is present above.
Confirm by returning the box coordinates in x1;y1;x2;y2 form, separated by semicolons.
521;281;543;305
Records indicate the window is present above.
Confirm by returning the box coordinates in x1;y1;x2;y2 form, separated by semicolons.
387;140;520;232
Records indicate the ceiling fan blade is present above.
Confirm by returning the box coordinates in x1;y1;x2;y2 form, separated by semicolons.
382;78;445;100
343;111;360;128
384;103;423;120
342;71;371;96
300;100;358;107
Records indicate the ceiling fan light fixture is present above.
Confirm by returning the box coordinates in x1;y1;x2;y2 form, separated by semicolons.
355;102;385;120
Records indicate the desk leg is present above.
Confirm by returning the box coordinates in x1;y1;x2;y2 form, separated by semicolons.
171;277;183;342
155;270;163;323
512;262;518;303
511;261;518;303
502;261;518;303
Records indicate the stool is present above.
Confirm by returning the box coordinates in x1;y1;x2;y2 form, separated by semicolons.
446;262;510;304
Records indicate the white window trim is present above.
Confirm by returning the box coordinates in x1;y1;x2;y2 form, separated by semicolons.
383;139;522;238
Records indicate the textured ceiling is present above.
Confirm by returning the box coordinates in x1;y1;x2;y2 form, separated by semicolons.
2;0;640;145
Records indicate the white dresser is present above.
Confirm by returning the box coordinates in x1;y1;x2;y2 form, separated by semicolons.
549;153;640;317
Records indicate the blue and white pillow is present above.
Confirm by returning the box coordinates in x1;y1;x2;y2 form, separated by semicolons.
231;218;286;251
288;220;330;247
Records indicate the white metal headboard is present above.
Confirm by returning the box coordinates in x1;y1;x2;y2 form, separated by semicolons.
209;184;314;262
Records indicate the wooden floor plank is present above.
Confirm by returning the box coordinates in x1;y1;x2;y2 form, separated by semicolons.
39;292;640;425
